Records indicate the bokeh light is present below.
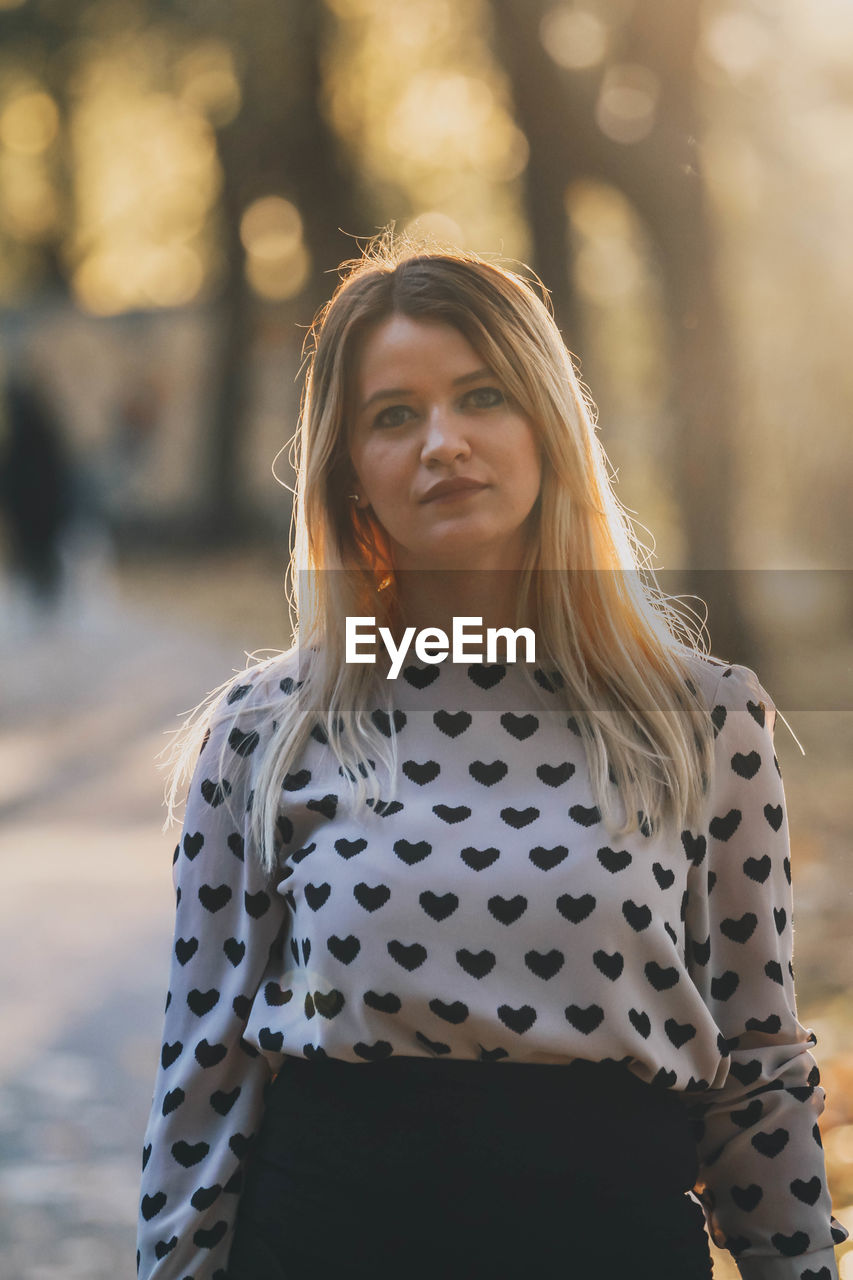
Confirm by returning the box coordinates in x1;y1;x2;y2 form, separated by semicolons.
240;196;302;259
0;90;59;155
539;6;609;71
596;63;660;144
0;153;59;240
386;73;495;164
174;39;242;128
323;0;530;257
575;229;643;302
700;10;771;82
241;196;310;300
403;210;466;248
73;244;205;315
67;41;221;314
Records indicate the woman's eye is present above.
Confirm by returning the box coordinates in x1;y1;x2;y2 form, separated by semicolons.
465;386;505;409
374;404;413;429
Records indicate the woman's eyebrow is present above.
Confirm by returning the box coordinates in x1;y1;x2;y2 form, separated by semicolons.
358;367;494;414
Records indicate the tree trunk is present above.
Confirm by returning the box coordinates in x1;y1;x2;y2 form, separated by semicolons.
202;0;377;540
487;0;757;665
488;0;583;349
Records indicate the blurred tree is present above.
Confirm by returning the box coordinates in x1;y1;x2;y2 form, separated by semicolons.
0;2;78;297
158;0;379;539
0;0;378;539
4;0;842;670
488;0;755;664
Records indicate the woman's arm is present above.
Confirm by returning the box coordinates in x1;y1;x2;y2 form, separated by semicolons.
683;664;847;1280
137;667;290;1280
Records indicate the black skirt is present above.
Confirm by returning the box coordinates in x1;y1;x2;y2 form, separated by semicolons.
227;1055;713;1280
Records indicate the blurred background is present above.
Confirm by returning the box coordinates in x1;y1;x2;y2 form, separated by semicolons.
0;0;850;1276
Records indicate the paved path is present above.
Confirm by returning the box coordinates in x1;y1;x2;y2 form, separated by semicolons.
0;567;244;1280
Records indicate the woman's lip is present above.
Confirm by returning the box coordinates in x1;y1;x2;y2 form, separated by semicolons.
422;484;487;503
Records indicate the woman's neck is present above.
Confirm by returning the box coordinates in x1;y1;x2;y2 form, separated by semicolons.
393;569;531;636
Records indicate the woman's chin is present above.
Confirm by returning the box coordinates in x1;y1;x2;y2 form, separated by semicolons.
392;527;526;572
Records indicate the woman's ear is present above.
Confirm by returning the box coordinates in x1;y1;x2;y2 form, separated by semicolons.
347;479;370;510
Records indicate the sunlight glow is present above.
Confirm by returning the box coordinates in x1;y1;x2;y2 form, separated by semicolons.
596;63;659;144
241;196;309;300
476;125;530;182
240;197;302;258
0;154;59;239
0;91;59;155
567;179;635;240
567;179;655;303
540;7;608;71
403;211;465;248
68;46;221;314
702;11;770;80
322;0;529;258
796;105;853;177
387;73;496;164
372;0;454;48
826;1126;853;1165
73;244;205;315
383;70;527;186
576;236;643;301
245;243;311;301
175;40;242;127
782;0;853;65
836;1205;853;1240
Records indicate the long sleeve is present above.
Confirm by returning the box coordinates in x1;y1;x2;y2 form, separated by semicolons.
137;668;290;1280
682;664;847;1279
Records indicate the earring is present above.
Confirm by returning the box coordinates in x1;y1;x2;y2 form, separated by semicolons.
348;492;360;502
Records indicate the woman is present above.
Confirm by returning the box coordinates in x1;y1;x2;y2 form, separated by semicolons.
137;238;847;1280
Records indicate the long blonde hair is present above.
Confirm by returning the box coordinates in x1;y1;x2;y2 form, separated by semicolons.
165;231;717;871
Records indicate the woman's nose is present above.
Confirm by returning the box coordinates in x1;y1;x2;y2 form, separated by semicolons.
420;404;471;462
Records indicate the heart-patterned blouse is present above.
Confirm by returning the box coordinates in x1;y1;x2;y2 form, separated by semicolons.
137;651;847;1280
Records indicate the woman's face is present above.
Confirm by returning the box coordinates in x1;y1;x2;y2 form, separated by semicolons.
347;314;543;572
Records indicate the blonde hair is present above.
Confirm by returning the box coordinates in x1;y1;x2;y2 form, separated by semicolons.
164;231;717;871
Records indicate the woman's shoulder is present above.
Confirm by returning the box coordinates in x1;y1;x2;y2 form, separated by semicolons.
676;651;777;746
209;646;308;725
677;650;772;715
